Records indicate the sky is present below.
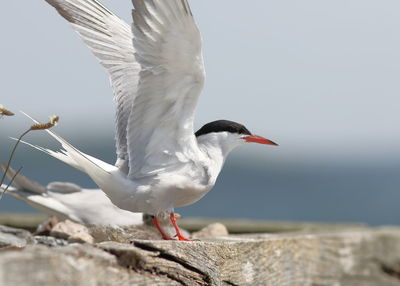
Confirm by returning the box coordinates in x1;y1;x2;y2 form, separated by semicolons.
1;0;400;164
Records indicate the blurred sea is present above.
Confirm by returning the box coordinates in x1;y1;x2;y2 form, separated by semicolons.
0;135;399;226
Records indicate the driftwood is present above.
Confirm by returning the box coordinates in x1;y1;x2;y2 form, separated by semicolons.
0;215;400;286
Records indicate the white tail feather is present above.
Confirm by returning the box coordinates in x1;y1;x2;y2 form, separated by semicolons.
20;112;117;188
13;137;84;173
3;187;74;221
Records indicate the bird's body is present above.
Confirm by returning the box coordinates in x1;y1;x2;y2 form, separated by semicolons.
31;0;278;240
0;164;143;227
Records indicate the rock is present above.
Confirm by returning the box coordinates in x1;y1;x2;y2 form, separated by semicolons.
89;223;192;243
0;244;178;286
89;225;163;243
35;216;59;235
0;225;34;248
34;236;68;247
192;223;229;239
68;233;94;244
50;220;94;244
2;228;400;286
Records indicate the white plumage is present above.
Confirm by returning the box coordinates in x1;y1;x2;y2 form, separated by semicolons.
1;164;142;227
45;0;140;173
29;0;278;240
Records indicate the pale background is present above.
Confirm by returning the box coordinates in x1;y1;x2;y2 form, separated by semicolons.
0;1;399;225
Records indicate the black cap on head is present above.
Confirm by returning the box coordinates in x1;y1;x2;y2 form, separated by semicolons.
195;120;251;137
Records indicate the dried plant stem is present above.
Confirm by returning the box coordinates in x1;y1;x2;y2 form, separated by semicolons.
0;166;23;200
0;114;59;199
0;129;31;188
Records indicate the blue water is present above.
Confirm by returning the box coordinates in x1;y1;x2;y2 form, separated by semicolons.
1;139;399;226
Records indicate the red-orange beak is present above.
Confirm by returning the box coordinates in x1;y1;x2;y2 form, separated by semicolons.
243;135;279;146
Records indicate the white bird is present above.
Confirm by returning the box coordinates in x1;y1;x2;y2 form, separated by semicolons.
31;0;278;240
0;164;143;227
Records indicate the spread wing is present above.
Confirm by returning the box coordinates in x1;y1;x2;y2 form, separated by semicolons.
45;0;140;172
127;0;205;179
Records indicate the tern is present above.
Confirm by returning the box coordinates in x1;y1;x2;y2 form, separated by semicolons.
34;0;278;240
1;164;143;227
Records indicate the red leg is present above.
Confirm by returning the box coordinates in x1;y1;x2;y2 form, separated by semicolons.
170;213;192;241
152;216;173;240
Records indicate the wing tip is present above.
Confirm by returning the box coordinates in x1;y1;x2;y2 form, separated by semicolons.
45;0;114;25
0;162;47;194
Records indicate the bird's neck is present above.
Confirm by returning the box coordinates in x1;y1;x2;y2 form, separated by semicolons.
196;133;240;185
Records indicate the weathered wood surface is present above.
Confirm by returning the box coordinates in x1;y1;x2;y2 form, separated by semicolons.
1;223;400;285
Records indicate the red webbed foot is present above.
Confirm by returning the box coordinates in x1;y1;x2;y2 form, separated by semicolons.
170;213;192;241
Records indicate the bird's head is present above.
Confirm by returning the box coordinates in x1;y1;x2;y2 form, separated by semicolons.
195;120;278;156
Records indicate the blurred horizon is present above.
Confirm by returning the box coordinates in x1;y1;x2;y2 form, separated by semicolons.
1;136;399;226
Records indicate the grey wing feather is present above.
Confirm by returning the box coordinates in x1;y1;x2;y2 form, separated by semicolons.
45;0;140;173
4;189;72;221
0;163;46;194
46;182;82;194
0;164;80;220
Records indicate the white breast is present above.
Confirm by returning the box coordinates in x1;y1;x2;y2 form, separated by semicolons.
106;161;214;216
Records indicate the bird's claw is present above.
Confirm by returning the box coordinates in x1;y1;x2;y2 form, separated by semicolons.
176;235;192;241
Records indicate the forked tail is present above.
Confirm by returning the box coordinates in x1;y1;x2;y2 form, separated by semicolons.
20;113;116;187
